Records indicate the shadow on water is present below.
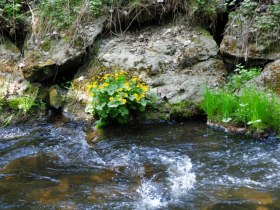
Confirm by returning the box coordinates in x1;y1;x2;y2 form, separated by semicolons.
0;121;280;209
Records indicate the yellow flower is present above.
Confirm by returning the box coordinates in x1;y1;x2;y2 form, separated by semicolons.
124;83;131;90
132;77;138;82
92;84;98;88
140;93;145;98
103;83;109;87
103;74;110;80
109;97;114;101
98;85;104;90
115;72;119;77
124;93;128;97
121;98;127;104
120;70;126;75
142;85;148;92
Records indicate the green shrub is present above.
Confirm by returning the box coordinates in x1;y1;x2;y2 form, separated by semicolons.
8;96;37;114
85;70;154;127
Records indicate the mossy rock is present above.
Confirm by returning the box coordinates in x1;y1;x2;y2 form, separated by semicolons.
169;101;202;120
49;85;66;109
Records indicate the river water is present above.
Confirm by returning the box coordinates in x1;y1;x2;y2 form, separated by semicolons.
0;121;280;209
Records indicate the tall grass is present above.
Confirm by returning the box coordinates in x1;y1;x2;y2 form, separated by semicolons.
202;86;280;133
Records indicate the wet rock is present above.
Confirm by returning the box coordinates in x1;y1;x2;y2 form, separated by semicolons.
86;128;104;143
21;16;106;82
232;187;273;205
31;178;70;204
253;60;280;95
49;85;66;109
2;153;58;174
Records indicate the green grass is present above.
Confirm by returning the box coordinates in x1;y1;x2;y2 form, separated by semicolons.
202;86;280;134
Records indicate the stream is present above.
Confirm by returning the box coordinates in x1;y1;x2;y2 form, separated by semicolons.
0;121;280;209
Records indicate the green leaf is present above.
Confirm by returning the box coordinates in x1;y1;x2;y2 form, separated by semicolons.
119;106;129;117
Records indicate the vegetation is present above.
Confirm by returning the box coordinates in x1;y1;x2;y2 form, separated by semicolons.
0;83;45;126
227;0;280;50
202;65;280;135
85;70;155;127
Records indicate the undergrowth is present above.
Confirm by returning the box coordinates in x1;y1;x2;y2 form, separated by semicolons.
0;83;45;126
202;65;280;134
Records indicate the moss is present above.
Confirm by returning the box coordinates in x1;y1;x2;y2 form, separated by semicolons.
169;101;201;120
39;39;52;52
194;27;213;38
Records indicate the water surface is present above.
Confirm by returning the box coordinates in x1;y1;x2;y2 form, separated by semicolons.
0;121;280;209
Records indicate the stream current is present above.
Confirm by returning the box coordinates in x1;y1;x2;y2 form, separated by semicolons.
0;121;280;209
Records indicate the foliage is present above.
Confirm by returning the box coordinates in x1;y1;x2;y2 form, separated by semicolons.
230;64;261;90
228;0;280;46
189;0;225;19
202;65;280;134
0;0;26;36
85;70;154;127
38;0;82;31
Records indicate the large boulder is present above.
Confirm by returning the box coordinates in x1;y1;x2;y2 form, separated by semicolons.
94;24;225;103
254;60;280;95
64;24;226;121
220;1;280;67
20;16;106;82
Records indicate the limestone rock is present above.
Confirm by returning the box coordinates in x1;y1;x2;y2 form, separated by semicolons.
21;16;106;82
253;60;280;95
0;37;21;73
220;3;280;67
95;25;224;104
98;25;219;72
67;24;226;121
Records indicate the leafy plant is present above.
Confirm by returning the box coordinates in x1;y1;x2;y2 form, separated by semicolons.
86;70;154;127
230;64;261;90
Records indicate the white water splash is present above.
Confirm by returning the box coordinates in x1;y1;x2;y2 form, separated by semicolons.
165;156;196;199
137;155;196;209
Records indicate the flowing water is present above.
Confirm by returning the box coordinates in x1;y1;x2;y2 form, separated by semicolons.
0;121;280;209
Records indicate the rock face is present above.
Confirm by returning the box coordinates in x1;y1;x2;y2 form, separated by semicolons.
220;2;280;67
64;24;226;121
220;34;280;66
96;24;225;104
254;60;280;95
0;37;21;73
20;16;106;82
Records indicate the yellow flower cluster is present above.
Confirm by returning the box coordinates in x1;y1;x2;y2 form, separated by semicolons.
109;95;127;104
133;93;145;102
136;83;148;93
86;81;98;93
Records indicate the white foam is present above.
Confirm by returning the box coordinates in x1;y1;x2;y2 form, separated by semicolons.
137;154;196;209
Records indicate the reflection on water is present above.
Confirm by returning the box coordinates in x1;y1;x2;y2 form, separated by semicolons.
0;122;280;209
